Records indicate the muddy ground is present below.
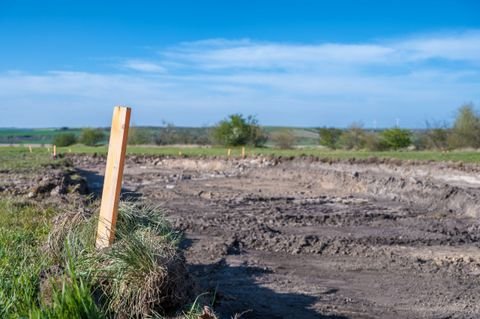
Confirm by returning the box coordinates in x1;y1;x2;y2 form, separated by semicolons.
4;155;480;318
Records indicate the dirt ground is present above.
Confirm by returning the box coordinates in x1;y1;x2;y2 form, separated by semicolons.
5;155;480;318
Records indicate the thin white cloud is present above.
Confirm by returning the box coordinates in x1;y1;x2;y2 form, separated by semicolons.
162;41;395;70
395;30;480;63
123;60;167;73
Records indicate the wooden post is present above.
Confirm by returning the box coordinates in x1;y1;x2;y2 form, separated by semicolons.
96;106;131;249
53;145;57;159
227;148;231;157
241;146;245;159
28;145;32;153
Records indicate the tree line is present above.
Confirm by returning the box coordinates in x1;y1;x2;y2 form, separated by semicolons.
318;103;479;151
52;103;479;151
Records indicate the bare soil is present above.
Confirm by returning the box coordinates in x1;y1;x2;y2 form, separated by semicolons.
7;155;480;319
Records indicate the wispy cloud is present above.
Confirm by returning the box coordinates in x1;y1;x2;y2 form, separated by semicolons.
157;31;480;71
1;30;479;127
394;30;480;63
123;60;167;73
161;40;395;70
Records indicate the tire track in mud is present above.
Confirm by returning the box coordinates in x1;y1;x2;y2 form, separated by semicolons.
73;155;480;319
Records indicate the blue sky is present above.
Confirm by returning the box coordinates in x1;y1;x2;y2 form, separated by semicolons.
1;0;479;128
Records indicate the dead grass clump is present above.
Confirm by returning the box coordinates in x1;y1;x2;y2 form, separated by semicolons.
45;202;191;318
92;227;190;318
46;210;95;262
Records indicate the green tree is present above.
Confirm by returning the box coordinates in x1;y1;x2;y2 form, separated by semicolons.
448;103;480;149
380;128;412;150
212;114;266;146
318;127;342;149
79;128;105;146
52;133;77;147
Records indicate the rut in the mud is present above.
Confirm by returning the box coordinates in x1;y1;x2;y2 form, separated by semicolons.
71;155;480;319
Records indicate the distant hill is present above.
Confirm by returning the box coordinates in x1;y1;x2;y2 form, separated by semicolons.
0;126;321;146
0;128;83;145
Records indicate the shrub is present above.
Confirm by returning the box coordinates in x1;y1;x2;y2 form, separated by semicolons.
271;129;296;149
421;121;450;150
154;123;211;145
79;128;105;146
410;131;429;150
154;123;177;145
52;133;77;147
249;124;268;147
380;128;412;150
339;124;366;150
363;132;387;151
128;127;152;145
448;103;480;149
211;114;266;147
318;127;342;149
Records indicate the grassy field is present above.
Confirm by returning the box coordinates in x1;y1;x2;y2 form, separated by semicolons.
2;144;480;164
0;147;70;172
0;199;56;317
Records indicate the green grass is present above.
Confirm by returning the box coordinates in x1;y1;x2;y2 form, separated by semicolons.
0;147;70;172
3;145;480;164
62;145;480;163
0;199;55;317
29;258;104;319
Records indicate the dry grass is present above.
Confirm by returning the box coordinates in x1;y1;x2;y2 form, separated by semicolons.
45;201;193;318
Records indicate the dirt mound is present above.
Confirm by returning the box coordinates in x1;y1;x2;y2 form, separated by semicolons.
0;163;89;199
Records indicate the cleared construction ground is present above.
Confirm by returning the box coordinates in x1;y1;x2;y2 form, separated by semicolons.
59;155;480;319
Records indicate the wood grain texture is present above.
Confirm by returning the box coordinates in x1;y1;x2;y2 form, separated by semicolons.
96;106;131;249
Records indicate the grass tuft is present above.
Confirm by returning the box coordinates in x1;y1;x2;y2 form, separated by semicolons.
46;201;190;318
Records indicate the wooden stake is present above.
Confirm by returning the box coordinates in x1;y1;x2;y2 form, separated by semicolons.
28;145;32;153
241;146;245;159
96;106;131;249
53;145;57;159
227;148;231;157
